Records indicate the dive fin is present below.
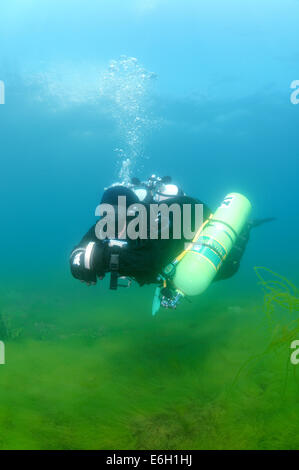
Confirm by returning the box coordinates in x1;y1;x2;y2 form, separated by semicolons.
250;217;276;228
152;287;161;316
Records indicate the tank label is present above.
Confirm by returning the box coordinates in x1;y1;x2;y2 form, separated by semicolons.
191;244;222;270
220;195;235;208
195;236;227;259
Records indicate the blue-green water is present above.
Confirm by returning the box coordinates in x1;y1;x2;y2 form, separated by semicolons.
0;0;299;450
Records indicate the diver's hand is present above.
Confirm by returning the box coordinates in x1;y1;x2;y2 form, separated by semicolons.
70;246;97;285
70;241;106;285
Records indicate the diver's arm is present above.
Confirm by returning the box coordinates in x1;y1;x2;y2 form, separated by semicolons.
70;225;104;284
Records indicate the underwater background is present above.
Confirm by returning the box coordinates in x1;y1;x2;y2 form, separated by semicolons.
0;0;299;450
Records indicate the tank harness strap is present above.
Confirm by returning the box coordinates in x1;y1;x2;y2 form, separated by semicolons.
109;253;119;290
160;214;214;285
174;214;213;264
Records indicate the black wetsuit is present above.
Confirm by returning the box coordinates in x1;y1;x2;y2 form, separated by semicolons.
70;186;250;287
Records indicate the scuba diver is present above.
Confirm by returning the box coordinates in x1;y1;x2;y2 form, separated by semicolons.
70;175;274;312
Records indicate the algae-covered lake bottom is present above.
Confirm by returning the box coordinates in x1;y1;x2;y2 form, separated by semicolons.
0;270;299;450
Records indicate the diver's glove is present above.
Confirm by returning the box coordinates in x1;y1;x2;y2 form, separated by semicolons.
70;241;105;285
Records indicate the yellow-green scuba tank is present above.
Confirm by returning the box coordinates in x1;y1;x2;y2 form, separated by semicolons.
153;193;252;313
173;192;252;296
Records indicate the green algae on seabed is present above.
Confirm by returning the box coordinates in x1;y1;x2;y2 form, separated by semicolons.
254;267;299;352
232;267;299;390
255;266;299;317
1;277;299;449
